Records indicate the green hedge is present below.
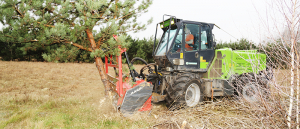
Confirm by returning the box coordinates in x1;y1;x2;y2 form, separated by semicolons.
1;37;289;68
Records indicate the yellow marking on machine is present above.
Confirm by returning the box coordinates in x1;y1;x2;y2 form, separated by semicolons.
200;56;206;62
153;71;162;76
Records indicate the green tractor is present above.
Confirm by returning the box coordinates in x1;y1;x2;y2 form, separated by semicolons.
129;15;272;110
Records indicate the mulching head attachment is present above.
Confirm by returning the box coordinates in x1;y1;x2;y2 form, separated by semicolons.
104;40;153;116
120;79;153;116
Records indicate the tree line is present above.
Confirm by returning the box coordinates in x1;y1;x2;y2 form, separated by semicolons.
0;37;289;66
0;36;156;63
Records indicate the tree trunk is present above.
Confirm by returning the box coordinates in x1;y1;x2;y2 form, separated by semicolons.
288;48;295;128
95;57;112;96
297;53;299;129
288;1;296;127
86;28;112;96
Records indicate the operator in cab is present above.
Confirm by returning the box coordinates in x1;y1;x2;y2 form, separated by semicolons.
185;28;194;51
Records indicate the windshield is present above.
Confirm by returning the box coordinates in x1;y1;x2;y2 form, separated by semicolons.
155;29;177;56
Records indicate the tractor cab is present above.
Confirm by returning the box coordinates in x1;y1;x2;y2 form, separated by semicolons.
153;16;216;72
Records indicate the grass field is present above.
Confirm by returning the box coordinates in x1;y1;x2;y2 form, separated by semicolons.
0;61;156;128
0;61;287;128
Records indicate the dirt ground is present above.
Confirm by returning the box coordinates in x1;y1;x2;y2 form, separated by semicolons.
0;61;287;128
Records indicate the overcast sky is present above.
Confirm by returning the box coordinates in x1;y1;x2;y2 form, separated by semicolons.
133;0;271;43
0;0;273;43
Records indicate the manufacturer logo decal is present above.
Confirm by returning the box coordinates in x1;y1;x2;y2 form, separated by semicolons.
186;62;197;65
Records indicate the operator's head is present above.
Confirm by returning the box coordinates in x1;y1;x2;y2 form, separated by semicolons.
185;28;190;34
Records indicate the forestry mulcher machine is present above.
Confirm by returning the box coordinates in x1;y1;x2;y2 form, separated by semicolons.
106;15;272;115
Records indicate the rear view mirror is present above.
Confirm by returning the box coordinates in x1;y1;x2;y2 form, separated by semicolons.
212;34;216;48
213;42;216;48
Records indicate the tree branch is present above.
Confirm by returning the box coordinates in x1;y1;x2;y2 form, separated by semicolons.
99;0;114;18
13;4;23;18
114;0;118;19
36;22;55;28
66;41;93;52
7;39;39;44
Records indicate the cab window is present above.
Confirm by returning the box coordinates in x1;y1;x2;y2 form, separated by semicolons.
184;24;199;52
201;24;212;50
171;26;183;53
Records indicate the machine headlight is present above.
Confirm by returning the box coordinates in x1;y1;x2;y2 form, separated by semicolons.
160;24;164;28
171;20;175;24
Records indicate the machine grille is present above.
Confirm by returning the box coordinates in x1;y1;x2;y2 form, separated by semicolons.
209;51;223;78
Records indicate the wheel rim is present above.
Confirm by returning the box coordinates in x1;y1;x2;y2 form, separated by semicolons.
185;83;200;107
242;82;259;102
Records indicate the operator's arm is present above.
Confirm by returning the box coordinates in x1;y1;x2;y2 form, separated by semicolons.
186;39;193;44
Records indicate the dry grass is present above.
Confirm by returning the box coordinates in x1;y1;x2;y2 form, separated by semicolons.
0;61;152;128
0;61;289;128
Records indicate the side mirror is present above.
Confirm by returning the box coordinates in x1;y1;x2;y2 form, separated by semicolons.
212;34;216;48
213;42;216;48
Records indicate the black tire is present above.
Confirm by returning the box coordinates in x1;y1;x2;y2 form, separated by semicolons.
241;81;260;102
235;74;269;102
165;74;203;110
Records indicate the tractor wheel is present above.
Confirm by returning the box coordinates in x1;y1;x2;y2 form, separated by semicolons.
236;74;269;102
241;81;260;102
165;74;203;110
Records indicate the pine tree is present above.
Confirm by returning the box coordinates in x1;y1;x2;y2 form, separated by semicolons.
0;0;153;96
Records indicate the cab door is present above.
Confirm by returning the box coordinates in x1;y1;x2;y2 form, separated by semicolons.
199;24;215;70
183;22;201;70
